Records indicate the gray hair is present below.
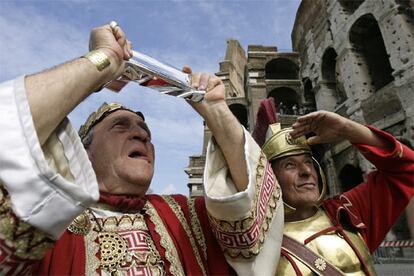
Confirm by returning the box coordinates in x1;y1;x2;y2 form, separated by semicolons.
81;126;94;150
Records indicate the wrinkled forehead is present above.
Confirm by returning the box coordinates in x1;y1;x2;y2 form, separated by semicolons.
98;109;152;137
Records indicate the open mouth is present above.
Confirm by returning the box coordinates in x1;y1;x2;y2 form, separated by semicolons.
128;151;144;159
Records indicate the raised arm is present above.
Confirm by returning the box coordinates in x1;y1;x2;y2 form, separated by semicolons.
188;70;248;192
25;23;132;144
290;110;390;148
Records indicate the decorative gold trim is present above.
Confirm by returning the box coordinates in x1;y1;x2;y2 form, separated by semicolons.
163;196;207;275
0;184;54;260
145;201;185;276
208;152;281;258
188;197;207;259
84;211;100;276
84;209;166;275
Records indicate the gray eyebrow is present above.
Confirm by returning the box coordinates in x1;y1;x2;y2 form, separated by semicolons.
110;115;152;138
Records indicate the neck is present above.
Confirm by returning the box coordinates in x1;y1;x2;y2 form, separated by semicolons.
285;206;318;222
98;178;149;197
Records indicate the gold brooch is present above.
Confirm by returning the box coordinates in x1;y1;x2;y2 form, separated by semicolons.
314;257;327;271
99;231;129;271
68;213;91;235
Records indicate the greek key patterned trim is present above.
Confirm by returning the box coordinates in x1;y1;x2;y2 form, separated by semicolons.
145;201;185;276
0;184;54;261
208;153;281;258
163;196;207;276
188;197;207;259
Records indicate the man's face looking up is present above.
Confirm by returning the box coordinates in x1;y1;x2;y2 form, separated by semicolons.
86;110;155;196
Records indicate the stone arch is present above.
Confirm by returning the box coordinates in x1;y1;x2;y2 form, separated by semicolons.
229;103;248;129
322;48;337;83
265;58;299;80
303;78;317;113
349;14;394;91
338;164;364;192
321;47;347;104
338;0;364;13
268;87;299;115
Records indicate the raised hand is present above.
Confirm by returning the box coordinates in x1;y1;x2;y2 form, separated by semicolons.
89;22;133;92
89;22;132;64
290;110;350;145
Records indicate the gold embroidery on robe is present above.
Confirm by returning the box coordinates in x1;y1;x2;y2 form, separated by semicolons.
163;195;207;275
188;197;207;259
0;184;54;260
145;202;185;276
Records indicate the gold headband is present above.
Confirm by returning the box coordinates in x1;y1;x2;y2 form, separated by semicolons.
78;102;144;140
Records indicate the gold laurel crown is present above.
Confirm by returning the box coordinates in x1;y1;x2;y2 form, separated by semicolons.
78;102;143;140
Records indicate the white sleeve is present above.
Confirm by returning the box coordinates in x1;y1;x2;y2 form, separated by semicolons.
203;127;284;276
0;77;99;239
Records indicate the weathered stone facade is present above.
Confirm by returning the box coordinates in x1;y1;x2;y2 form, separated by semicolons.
186;0;414;241
292;0;414;242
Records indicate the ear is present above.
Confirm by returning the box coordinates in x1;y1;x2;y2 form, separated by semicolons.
86;148;93;160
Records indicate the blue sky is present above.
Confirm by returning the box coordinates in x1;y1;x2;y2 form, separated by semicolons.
0;0;301;195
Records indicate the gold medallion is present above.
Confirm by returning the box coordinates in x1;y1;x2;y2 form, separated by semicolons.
99;231;128;271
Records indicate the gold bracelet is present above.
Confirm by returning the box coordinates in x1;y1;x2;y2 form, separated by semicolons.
82;50;110;71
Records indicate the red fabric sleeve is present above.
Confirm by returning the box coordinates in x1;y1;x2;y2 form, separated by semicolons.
31;231;87;275
193;196;236;276
341;125;414;252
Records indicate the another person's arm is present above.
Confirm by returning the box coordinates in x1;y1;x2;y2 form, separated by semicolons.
289;110;390;148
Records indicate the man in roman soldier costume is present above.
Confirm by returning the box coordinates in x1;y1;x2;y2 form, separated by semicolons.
0;23;283;275
253;98;414;275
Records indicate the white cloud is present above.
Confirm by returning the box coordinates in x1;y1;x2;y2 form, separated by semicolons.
0;4;87;81
160;183;177;195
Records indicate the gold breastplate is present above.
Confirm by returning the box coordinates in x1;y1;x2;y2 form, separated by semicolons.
277;209;376;276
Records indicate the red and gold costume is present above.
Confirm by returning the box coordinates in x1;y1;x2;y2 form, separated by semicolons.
0;77;284;275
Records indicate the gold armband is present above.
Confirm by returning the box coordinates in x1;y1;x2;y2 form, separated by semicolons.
83;50;110;71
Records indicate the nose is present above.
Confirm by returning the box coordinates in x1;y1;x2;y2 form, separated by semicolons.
298;162;312;177
130;125;150;142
